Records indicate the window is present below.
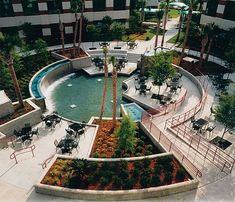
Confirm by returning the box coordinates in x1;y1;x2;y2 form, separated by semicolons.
205;0;219;17
93;0;106;12
114;0;126;10
1;27;18;35
22;0;39;15
50;24;61;44
0;0;14;17
47;0;63;14
224;1;235;21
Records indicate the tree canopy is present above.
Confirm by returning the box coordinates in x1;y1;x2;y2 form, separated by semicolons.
110;22;125;41
215;94;235;138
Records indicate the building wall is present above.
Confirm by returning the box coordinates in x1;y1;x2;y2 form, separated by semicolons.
200;0;235;30
0;0;130;43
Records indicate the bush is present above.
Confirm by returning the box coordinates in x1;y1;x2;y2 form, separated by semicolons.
133;161;142;169
142;158;151;167
123;153;131;158
93;152;99;158
88;161;99;172
68;175;80;188
135;146;143;153
142;168;152;176
157;155;173;170
136;152;142;157
119;160;128;170
112;176;122;188
119;170;129;180
164;172;173;184
154;164;163;175
100;177;110;188
137;139;145;147
114;148;122;157
145;36;150;41
151;173;161;186
87;175;98;184
123;178;135;190
100;153;107;158
132;168;141;178
144;150;153;156
140;175;151;188
140;135;146;141
146;144;153;151
176;168;186;181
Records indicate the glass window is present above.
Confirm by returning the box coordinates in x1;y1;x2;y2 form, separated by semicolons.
205;0;218;17
0;0;14;17
114;0;126;10
93;0;106;12
22;0;39;15
224;1;235;21
47;0;63;14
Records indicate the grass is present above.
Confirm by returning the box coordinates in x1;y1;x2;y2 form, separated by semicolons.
167;32;184;47
122;28;163;42
168;9;180;19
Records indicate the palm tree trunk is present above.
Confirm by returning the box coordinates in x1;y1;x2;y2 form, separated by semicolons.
73;13;79;58
154;20;161;48
161;3;168;47
77;0;84;57
99;51;108;123
140;3;145;34
220;126;228;142
59;18;65;55
180;3;193;64
199;36;208;68
176;13;183;43
205;38;213;61
158;86;161;95
112;66;117;128
8;57;24;108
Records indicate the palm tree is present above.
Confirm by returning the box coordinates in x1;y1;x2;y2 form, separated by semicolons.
140;0;145;34
176;7;186;43
71;0;84;58
109;56;117;129
0;35;24;108
199;25;209;68
161;0;170;47
180;0;193;63
99;47;109;123
58;11;65;55
205;23;219;61
77;0;85;57
154;9;164;48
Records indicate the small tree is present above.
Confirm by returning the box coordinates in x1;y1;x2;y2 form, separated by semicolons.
110;22;125;47
100;15;112;37
161;0;170;47
86;24;100;48
214;94;235;141
129;15;140;33
116;115;138;153
225;48;235;75
198;25;209;68
148;52;175;95
154;9;164;48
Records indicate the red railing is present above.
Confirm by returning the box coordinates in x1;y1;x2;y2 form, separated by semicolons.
10;145;36;164
165;121;235;174
42;154;55;169
141;113;202;178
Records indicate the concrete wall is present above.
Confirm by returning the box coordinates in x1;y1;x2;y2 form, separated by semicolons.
71;56;92;70
0;99;42;136
35;154;199;200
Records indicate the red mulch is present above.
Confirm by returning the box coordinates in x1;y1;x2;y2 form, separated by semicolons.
56;48;88;59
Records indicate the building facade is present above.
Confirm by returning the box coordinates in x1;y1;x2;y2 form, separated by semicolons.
0;0;130;44
200;0;235;30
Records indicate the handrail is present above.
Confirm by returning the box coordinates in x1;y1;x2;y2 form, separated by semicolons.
0;135;16;148
141;113;202;178
10;145;36;164
42;154;55;169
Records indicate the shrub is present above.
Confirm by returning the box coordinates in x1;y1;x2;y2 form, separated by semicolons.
142;168;152;176
146;144;153;151
100;177;110;188
123;153;131;157
119;170;129;180
176;168;186;181
140;174;151;188
151;173;161;186
157;155;173;166
123;178;135;190
68;175;80;188
132;168;141;178
145;36;150;41
145;150;152;156
140;135;146;141
154;164;163;175
137;139;145;147
87;175;97;184
88;161;98;172
136;152;142;157
164;162;173;173
119;160;128;170
143;158;151;167
135;146;143;153
93;152;99;158
100;153;107;158
114;148;122;157
113;176;122;188
133;161;142;169
164;172;173;184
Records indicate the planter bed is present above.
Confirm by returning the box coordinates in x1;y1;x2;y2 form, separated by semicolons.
90;120;162;158
40;155;193;191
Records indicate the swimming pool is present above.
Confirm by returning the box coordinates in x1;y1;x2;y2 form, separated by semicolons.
121;103;145;122
50;73;128;122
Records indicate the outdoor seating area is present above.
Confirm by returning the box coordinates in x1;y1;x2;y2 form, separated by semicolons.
54;122;86;155
92;57;104;71
99;42;110;48
135;75;151;95
41;112;62;129
127;41;138;49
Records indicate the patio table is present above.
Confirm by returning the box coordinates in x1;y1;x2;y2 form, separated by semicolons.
193;118;208;132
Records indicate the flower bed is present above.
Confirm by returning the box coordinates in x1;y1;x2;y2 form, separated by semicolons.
90;120;161;158
41;155;192;190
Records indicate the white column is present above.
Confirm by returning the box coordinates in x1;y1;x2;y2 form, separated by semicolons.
38;3;48;11
62;2;71;10
85;0;93;9
216;5;225;14
106;0;113;7
65;26;73;34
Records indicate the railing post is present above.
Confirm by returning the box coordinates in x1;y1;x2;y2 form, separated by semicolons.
169;142;172;151
213;148;218;161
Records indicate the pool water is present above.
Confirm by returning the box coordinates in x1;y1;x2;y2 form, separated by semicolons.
51;73;128;122
122;103;145;122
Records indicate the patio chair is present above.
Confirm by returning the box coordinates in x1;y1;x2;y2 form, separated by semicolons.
31;128;39;138
146;86;152;92
135;85;140;92
177;84;183;91
65;128;74;137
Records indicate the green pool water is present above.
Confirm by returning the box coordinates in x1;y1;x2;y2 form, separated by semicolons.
51;73;128;122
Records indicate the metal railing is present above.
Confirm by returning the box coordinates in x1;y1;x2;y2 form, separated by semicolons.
165;121;235;174
10;145;36;164
141;113;202;178
42;154;55;169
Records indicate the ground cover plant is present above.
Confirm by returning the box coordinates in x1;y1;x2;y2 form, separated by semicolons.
41;156;192;190
90;118;161;158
